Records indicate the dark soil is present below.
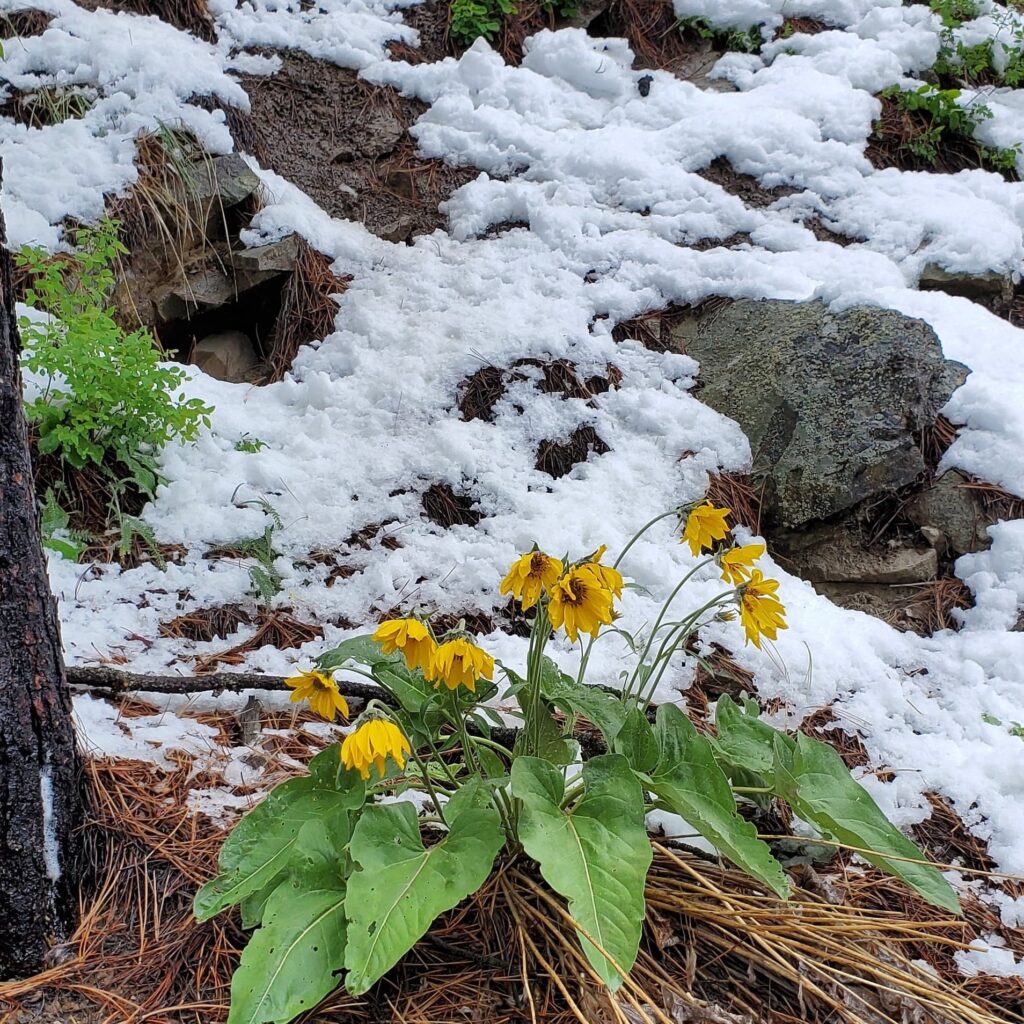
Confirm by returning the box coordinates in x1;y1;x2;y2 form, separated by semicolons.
238;51;478;244
697;157;799;208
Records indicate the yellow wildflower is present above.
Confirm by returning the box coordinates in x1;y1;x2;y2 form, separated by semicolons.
500;550;563;610
719;543;766;585
373;618;437;676
738;570;788;649
585;544;624;598
431;637;494;693
548;565;615;643
285;669;349;722
682;501;731;556
341;718;412;780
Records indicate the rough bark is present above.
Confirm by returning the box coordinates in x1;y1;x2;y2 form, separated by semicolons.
0;164;84;979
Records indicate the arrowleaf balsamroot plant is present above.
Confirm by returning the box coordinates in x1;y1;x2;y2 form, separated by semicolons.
196;503;961;1024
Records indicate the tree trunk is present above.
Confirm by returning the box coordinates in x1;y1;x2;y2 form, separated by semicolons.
0;164;83;979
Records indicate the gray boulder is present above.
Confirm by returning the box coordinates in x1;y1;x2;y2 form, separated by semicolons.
674;300;967;527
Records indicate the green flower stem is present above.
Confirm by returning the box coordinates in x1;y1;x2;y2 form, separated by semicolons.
524;600;551;757
575;633;596;689
638;593;736;708
468;733;515;760
622;555;717;700
612;508;681;571
406;742;447;823
448;688;481;777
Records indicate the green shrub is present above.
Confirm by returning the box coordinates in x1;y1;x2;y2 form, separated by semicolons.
16;217;212;496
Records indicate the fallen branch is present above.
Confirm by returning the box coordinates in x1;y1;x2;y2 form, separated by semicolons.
66;666;390;705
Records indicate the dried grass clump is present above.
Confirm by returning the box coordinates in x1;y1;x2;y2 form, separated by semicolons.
706;471;763;534
159;604;255;643
265;239;350;382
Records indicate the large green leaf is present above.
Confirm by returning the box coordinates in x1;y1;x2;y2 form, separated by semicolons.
712;695;792;778
512;755;651;990
344;786;504;995
646;706;789;898
539;659;627;744
227;884;347;1024
613;707;659;773
195;766;363;922
316;634;396;673
775;735;960;913
372;662;437;714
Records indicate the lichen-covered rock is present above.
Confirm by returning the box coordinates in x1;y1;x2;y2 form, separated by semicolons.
674;300;967;528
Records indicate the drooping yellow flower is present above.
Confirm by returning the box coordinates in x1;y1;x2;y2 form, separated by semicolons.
548;565;615;643
285;669;350;721
682;501;732;556
585;544;624;598
738;570;788;649
431;637;494;693
341;718;412;780
500;550;563;610
719;543;766;585
373;618;437;676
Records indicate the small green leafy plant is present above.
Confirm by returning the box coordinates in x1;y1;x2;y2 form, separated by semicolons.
198;504;959;1024
882;83;994;164
234;435;268;453
449;0;575;46
40;488;90;562
678;15;763;53
17;217;212;497
230;493;285;609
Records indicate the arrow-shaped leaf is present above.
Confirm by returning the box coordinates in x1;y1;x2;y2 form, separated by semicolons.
512;754;651;990
776;735;960;914
647;705;789;898
344;788;503;995
228;884;347;1024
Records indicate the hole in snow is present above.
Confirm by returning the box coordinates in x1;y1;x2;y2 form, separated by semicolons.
534;425;611;479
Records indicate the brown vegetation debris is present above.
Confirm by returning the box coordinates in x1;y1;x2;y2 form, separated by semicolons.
159;604;254;643
343;520;404;551
75;0;216;41
705;471;763;534
0;8;52;37
459;357;623;422
192;610;324;672
802;705;871;770
421;482;483;528
535;424;611;478
612;298;731;353
264;238;350;382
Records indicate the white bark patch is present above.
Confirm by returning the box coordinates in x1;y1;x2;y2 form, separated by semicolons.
39;764;61;882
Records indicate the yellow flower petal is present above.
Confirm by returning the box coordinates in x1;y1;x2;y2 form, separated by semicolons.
738;570;788;649
500;551;563;610
682;502;731;557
